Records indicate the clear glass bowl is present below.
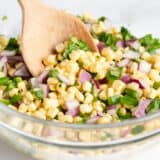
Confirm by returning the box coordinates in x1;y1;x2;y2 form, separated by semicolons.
0;0;160;159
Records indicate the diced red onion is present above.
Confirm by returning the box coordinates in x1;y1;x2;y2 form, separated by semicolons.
117;59;130;67
107;106;116;115
97;42;106;53
138;61;151;73
121;75;145;89
38;70;49;84
126;40;140;50
58;74;70;85
92;80;100;91
65;100;79;111
130;79;145;89
65;100;80;117
39;84;49;98
116;40;126;48
30;78;39;88
78;69;92;84
86;115;100;124
124;51;140;59
0;56;7;70
14;63;30;77
121;75;131;83
134;99;151;118
7;56;24;65
1;50;16;56
99;78;107;84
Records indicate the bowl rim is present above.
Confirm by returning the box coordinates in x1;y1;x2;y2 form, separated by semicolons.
0;103;160;129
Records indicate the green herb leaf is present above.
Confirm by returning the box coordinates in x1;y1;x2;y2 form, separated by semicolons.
124;88;141;98
117;108;132;120
34;89;44;100
106;67;123;82
63;36;90;59
120;27;135;41
98;33;119;50
131;125;144;135
0;77;10;85
108;94;121;105
153;82;160;90
98;16;106;22
2;16;8;21
49;69;59;78
10;95;22;105
5;38;19;51
140;34;160;53
120;95;138;106
146;98;160;113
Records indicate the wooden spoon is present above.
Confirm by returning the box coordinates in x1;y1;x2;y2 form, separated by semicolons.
18;0;98;76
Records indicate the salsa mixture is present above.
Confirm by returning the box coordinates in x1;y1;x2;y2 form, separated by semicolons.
0;14;160;124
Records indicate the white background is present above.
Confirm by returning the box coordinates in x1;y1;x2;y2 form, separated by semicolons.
0;0;160;159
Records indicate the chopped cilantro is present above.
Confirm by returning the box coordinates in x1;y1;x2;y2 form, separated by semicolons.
33;89;44;100
10;95;22;105
131;125;144;135
49;69;59;78
120;27;135;41
98;16;106;22
63;36;90;59
106;67;123;82
5;38;19;51
98;33;119;50
140;34;160;53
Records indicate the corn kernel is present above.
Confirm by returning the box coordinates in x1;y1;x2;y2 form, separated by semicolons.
97;115;112;124
101;47;114;61
149;69;160;82
82;81;92;92
80;104;92;114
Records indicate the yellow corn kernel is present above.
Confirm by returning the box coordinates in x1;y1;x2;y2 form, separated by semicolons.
26;91;34;101
112;80;126;93
91;22;105;35
80;104;92;114
43;55;57;66
8;68;16;76
82;81;92;92
93;101;104;112
34;110;46;120
75;91;84;102
99;90;107;100
48;92;57;99
107;88;114;98
97;115;112;124
18;81;26;91
73;116;83;123
9;88;19;97
84;93;93;104
114;49;123;61
47;77;59;85
55;43;65;53
144;88;157;99
141;51;151;60
47;108;59;119
69;51;81;61
101;47;114;61
127;82;139;90
0;72;6;77
154;61;160;71
43;98;59;109
149;69;160;82
0;36;8;52
28;102;37;112
18;103;27;113
129;62;138;73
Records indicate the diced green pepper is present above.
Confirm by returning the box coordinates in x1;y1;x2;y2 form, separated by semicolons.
106;67;123;82
0;99;10;105
146;98;160;113
10;95;22;105
124;88;141;98
120;95;138;106
108;94;121;105
117;108;132;120
33;89;44;100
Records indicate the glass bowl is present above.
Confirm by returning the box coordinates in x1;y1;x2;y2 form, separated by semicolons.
0;0;160;159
